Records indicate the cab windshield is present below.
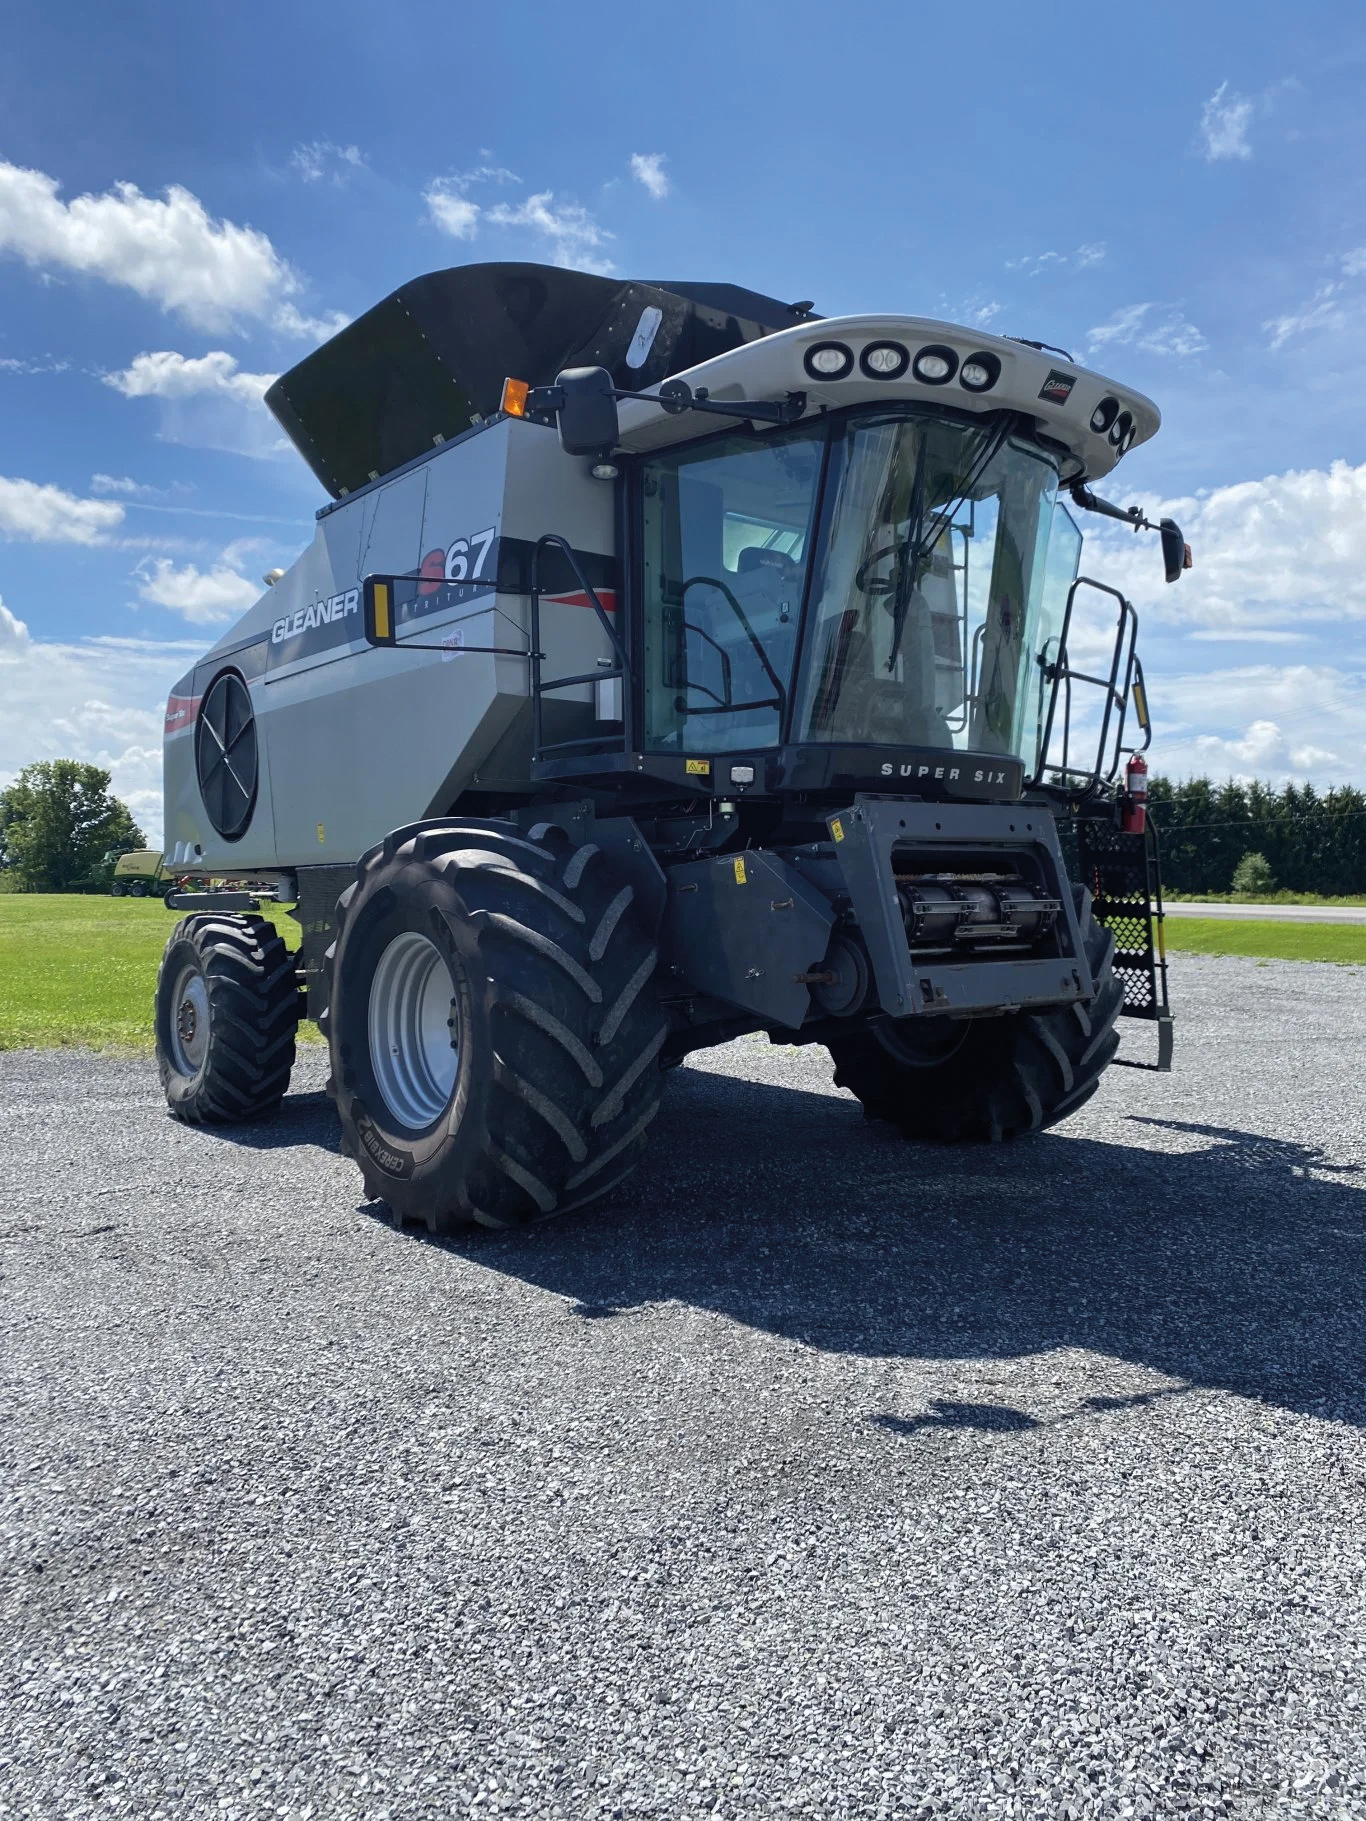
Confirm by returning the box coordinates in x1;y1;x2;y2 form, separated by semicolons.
638;408;1074;768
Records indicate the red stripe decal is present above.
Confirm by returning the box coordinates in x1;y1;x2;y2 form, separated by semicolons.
165;693;201;734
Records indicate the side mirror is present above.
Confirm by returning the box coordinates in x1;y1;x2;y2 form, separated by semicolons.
552;366;619;456
1160;518;1191;585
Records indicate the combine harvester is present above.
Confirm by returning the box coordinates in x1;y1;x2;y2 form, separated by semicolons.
157;263;1184;1229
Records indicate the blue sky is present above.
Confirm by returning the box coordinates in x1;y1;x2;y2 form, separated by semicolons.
2;0;1365;841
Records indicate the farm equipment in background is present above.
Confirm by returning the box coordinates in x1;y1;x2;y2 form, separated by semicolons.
153;262;1185;1229
109;850;171;899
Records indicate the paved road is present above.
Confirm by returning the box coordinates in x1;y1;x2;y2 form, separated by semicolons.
1165;901;1366;923
3;955;1366;1819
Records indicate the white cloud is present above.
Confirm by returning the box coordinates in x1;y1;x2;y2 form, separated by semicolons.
104;348;278;406
0;475;124;544
0;610;196;846
1007;242;1106;277
423;165;523;242
1085;302;1207;358
1192;717;1340;774
271;300;350;342
291;141;366;185
1263;248;1366;349
0;160;286;332
1146;667;1366;786
102;352;292;458
0;596;30;646
485;191;613;272
90;473;167;499
134;552;261;624
630;154;669;201
0;353;69;374
1264;283;1347;350
1199;82;1254;161
0;158;339;338
423;167;613;272
424;182;481;240
1082;458;1366;637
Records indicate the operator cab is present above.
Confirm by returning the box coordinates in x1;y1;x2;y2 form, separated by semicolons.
474;299;1177;804
634;403;1079;784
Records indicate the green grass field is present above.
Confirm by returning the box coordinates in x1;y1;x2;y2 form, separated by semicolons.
1162;917;1366;965
0;895;1359;1055
0;895;310;1054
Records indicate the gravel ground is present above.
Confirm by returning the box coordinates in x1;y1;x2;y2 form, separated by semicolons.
3;952;1366;1821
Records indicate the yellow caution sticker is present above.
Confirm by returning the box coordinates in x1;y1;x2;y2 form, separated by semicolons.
733;856;747;885
685;758;711;775
830;817;845;843
316;822;326;845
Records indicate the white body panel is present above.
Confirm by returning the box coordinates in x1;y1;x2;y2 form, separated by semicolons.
616;313;1158;480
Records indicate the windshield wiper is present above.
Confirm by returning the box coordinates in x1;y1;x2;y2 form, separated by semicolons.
884;422;1012;673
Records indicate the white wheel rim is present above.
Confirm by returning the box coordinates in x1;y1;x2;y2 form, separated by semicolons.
367;931;459;1130
169;965;210;1078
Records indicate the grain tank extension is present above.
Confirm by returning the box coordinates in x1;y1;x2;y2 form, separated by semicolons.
156;262;1183;1228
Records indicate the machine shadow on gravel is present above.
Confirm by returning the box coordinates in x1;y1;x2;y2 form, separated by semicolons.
194;1086;340;1154
404;1062;1366;1430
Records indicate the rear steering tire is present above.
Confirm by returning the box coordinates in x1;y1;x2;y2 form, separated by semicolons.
323;818;668;1232
155;913;301;1123
827;885;1124;1142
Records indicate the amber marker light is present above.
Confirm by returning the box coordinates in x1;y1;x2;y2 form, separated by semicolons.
500;377;530;417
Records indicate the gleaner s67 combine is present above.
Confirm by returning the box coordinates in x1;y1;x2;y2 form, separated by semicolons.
156;263;1184;1229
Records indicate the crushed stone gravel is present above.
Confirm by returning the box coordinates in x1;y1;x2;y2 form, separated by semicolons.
2;952;1365;1820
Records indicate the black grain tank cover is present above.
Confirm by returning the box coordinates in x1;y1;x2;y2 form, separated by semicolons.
264;262;816;499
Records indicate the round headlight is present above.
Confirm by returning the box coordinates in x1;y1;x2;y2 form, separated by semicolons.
803;341;854;381
1120;425;1137;454
959;352;1001;393
912;345;958;385
859;341;909;380
1090;396;1120;434
1108;409;1133;448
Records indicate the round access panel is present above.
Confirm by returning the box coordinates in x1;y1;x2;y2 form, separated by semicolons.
195;670;258;840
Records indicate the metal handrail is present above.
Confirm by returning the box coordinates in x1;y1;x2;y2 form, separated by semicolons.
530;534;629;761
1030;575;1149;799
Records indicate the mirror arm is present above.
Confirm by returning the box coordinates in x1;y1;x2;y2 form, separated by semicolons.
1069;482;1156;532
657;384;808;427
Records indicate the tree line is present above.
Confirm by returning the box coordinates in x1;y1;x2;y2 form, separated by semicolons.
1148;776;1366;897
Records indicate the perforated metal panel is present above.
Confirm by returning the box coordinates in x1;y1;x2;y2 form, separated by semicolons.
1066;819;1170;1022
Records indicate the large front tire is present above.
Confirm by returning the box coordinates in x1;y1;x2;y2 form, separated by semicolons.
155;913;301;1123
323;819;668;1232
827;885;1124;1142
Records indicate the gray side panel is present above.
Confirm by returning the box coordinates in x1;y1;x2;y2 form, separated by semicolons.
661;851;835;1028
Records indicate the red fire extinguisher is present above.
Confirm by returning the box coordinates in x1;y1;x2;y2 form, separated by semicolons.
1122;752;1148;835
